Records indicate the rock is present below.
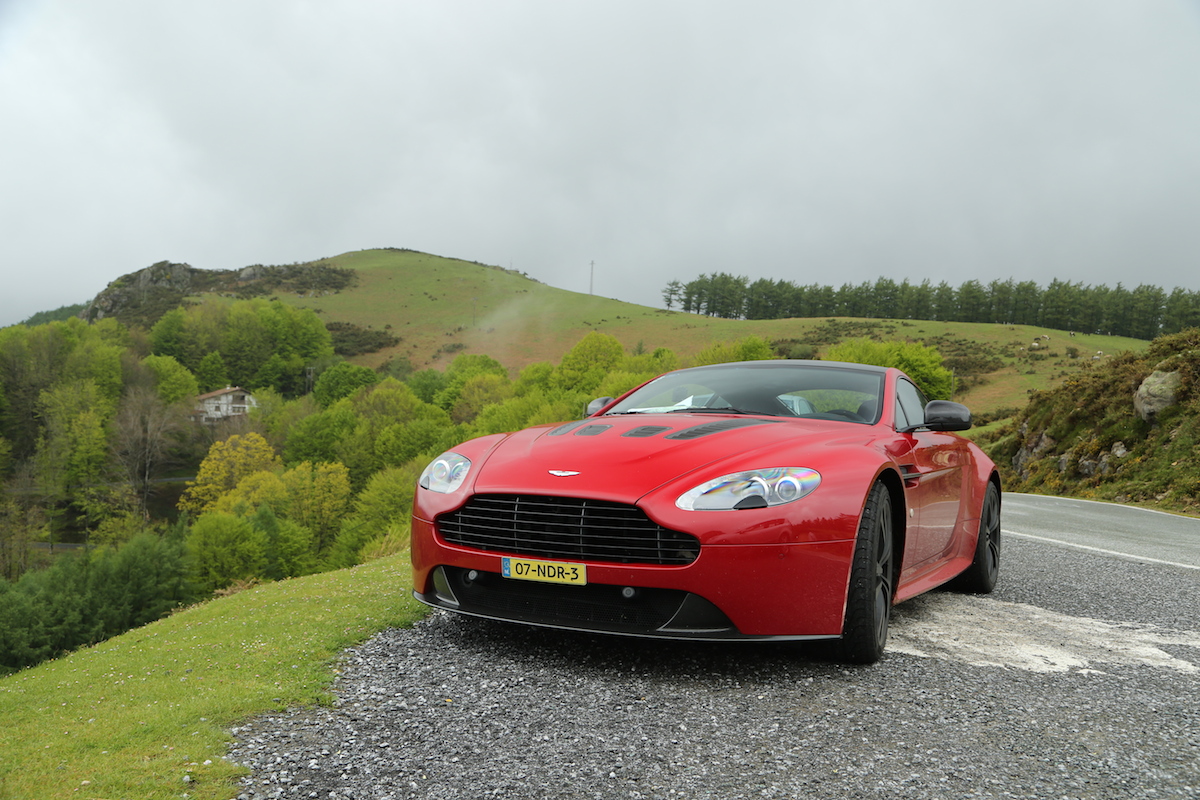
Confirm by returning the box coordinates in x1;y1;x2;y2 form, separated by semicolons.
1133;371;1182;423
1012;432;1057;477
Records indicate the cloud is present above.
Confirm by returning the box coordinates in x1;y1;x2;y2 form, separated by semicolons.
2;1;1199;326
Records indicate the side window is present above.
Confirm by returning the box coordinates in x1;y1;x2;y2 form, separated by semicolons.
895;380;928;430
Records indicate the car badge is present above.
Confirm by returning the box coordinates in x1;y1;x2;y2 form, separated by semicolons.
548;470;581;477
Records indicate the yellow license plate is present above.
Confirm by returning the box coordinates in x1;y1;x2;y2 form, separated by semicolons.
501;556;587;585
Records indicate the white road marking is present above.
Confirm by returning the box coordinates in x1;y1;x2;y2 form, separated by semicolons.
1006;529;1200;571
889;593;1200;674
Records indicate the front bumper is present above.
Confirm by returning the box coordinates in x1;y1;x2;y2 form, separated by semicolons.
411;516;857;639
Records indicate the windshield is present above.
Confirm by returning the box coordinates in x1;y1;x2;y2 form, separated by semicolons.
604;362;885;423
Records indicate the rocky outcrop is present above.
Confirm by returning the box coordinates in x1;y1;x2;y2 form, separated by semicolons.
1012;426;1056;478
82;260;357;328
83;261;216;324
1133;370;1182;423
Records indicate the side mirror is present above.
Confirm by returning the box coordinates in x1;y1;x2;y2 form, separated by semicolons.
922;400;972;432
585;396;615;417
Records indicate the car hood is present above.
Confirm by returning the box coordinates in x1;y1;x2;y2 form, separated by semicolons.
469;413;864;503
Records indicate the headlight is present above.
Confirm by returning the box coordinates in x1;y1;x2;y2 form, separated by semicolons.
419;452;472;494
676;467;821;511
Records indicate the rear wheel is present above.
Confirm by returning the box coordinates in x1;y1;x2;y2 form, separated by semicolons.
839;481;894;664
953;481;1001;594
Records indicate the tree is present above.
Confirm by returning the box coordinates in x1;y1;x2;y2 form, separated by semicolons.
111;386;190;512
661;280;684;310
451;373;514;423
283;401;360;466
704;273;748;319
825;338;954;400
148;307;187;362
141;354;199;405
313;362;379;407
220;303;274;388
325;463;423;569
195;351;229;393
0;494;46;581
33;380;115;513
986;278;1015;324
552;332;624;393
432;354;509;413
956;279;989;323
186;512;268;592
0;323;74;460
178;432;282;515
931;282;957;321
249;505;316;579
210;470;289;517
1128;284;1166;340
691;335;774;367
281;461;352;553
406;369;448;404
375;419;455;469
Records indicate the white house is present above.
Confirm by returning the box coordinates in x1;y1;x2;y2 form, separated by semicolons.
193;386;258;423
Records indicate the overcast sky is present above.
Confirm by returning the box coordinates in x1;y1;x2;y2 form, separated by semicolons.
2;1;1199;327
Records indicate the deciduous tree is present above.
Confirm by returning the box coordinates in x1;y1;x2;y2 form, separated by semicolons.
179;432;282;515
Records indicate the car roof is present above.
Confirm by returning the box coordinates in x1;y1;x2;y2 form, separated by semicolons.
681;359;891;375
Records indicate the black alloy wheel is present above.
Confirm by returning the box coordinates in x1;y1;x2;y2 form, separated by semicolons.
839;480;894;664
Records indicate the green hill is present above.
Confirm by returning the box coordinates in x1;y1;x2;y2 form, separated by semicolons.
103;247;1145;417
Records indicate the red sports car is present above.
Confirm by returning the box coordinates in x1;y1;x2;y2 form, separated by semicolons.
411;359;1001;663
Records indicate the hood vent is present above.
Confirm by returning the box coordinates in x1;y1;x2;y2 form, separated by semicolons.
623;425;672;438
575;424;611;436
665;418;777;440
548;421;592;436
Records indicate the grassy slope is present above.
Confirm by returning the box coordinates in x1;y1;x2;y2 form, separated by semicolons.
267;249;1148;415
0;554;424;800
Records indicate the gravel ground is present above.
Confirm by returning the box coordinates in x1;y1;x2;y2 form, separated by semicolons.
227;538;1200;800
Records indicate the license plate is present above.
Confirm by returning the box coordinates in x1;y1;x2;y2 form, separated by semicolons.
501;556;587;586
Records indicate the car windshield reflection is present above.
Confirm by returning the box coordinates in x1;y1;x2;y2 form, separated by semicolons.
606;361;884;424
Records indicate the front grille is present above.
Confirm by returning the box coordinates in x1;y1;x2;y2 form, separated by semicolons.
443;567;688;630
438;494;700;565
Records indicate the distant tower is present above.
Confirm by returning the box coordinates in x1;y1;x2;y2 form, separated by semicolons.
590;260;594;295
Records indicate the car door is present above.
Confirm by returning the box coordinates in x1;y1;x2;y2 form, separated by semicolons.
892;379;966;570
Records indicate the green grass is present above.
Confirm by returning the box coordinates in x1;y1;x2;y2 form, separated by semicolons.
0;554;426;800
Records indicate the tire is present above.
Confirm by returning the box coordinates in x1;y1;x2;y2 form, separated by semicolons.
839;481;895;664
953;481;1001;594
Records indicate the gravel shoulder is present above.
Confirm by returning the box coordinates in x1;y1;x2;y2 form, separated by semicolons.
228;538;1200;799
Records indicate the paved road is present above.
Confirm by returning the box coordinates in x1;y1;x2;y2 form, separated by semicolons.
1004;492;1200;569
231;495;1200;799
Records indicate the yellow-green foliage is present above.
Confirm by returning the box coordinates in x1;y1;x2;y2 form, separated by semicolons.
0;554;424;800
691;335;775;366
825;337;955;400
179;433;283;515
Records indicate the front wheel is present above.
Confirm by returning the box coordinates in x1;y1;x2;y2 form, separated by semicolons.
952;481;1001;594
839;481;895;664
